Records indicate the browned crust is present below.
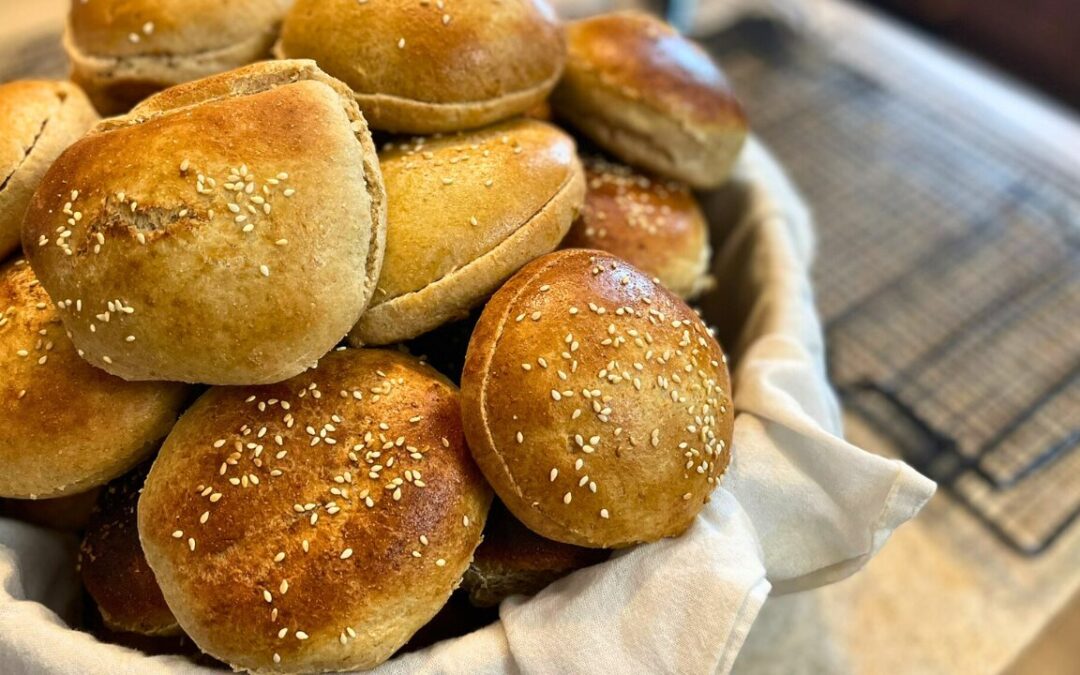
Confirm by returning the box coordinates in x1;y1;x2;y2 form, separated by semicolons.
80;464;180;637
562;156;712;299
0;80;98;258
139;348;492;672
276;0;566;133
0;259;189;499
551;11;748;188
460;249;733;548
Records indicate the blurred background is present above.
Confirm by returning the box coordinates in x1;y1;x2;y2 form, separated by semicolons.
1;0;1077;673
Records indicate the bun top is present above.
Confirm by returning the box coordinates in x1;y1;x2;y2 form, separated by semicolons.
69;0;292;57
0;259;188;498
22;61;386;385
461;249;733;547
138;348;491;672
564;11;744;129
563;156;711;299
373;119;578;305
277;0;564;106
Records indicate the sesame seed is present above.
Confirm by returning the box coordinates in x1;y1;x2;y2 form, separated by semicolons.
398;37;406;48
563;492;573;504
263;590;273;603
549;468;558;481
295;631;309;640
260;265;270;277
340;548;353;559
171;530;183;539
600;509;610;519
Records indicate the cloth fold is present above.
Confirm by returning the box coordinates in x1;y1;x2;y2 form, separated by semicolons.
0;138;934;674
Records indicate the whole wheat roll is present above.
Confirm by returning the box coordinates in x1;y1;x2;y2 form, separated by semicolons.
64;0;293;115
22;61;386;386
79;463;180;637
563;155;714;299
461;249;734;548
276;0;566;134
349;119;585;346
139;348;492;672
552;11;748;189
463;500;608;607
0;80;98;259
0;258;188;499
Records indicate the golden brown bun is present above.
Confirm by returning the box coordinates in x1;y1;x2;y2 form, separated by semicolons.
276;0;566;133
65;0;293;115
552;12;748;189
139;348;492;672
463;501;608;607
23;61;386;386
461;249;733;548
0;259;188;499
0;80;98;259
80;464;179;637
562;156;713;299
349;119;585;346
0;488;101;531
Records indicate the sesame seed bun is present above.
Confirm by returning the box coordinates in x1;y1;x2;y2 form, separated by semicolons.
562;156;713;299
0;259;188;499
0;80;98;260
80;464;180;637
551;12;748;189
22;61;387;386
348;119;585;346
275;0;566;134
461;249;733;548
64;0;293;115
138;348;492;672
463;501;608;607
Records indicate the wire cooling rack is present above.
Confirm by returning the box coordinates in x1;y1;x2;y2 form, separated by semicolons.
705;18;1080;555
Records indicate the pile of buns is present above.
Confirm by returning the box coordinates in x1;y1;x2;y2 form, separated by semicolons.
0;2;748;672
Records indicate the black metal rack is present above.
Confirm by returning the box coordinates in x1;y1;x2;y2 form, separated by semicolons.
706;19;1080;555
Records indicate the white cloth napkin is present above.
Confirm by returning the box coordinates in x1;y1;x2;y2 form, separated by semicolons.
0;139;935;674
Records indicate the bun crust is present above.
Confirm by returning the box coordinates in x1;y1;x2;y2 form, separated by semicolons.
276;0;566;133
23;61;387;386
0;80;98;259
139;348;492;672
461;249;733;548
562;156;712;299
552;12;747;188
65;0;292;114
80;464;180;637
349;119;585;346
0;259;188;499
463;502;608;607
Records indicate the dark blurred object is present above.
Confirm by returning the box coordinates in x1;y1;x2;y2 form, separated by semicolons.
79;463;178;637
0;489;101;532
864;0;1080;111
399;591;498;653
463;501;610;608
404;309;482;385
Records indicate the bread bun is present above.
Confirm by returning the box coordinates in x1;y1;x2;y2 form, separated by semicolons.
463;501;608;607
276;0;566;133
552;12;747;189
139;348;492;672
0;259;188;499
80;464;179;637
0;80;98;259
64;0;292;114
461;249;733;548
0;488;101;531
22;61;387;385
349;119;585;346
562;156;713;299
